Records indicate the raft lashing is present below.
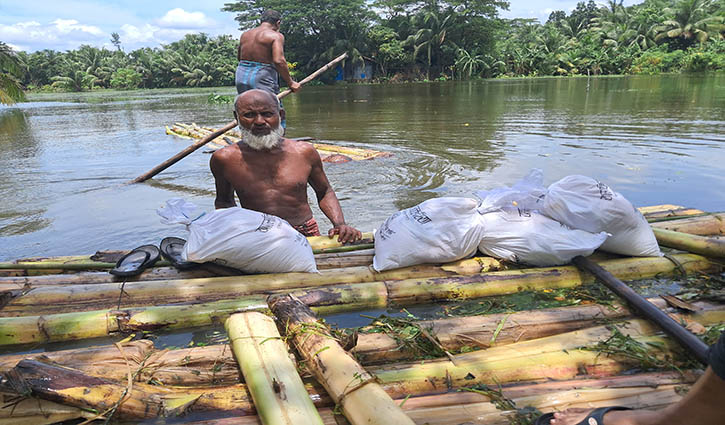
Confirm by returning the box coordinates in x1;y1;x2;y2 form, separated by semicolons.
166;122;392;162
0;204;723;424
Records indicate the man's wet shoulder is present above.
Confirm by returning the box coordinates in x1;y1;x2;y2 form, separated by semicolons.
284;139;317;157
212;143;243;162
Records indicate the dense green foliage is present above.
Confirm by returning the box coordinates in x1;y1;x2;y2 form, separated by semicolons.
2;0;723;94
0;42;26;104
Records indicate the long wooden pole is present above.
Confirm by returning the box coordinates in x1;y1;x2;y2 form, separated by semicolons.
129;52;348;184
571;255;709;364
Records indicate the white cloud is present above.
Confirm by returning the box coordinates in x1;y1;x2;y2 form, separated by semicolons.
52;19;103;36
0;19;106;51
156;8;214;29
120;24;158;44
120;24;203;46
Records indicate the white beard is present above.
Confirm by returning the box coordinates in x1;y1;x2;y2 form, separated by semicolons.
240;125;284;150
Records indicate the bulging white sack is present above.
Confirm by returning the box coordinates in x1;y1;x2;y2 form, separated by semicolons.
373;197;485;272
541;176;662;257
158;199;318;273
478;209;608;266
475;168;547;214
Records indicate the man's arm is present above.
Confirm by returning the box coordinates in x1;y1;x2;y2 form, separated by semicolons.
306;146;361;243
271;33;301;92
237;34;243;61
210;150;237;209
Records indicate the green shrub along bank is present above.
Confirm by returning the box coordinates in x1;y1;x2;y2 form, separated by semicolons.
1;0;723;98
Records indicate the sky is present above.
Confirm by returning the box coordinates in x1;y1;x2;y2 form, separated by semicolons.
1;1;641;53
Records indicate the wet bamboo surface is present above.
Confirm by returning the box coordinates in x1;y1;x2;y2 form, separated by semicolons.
0;205;721;423
0;253;713;346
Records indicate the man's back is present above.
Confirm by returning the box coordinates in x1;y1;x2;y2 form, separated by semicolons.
238;25;279;64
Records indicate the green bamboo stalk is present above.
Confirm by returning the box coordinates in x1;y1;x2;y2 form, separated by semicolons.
0;254;711;347
226;312;324;425
269;294;416;425
653;228;725;258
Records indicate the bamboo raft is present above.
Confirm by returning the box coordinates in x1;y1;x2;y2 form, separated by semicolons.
167;123;392;162
0;204;722;424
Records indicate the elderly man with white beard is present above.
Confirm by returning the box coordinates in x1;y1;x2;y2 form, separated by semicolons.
210;89;362;243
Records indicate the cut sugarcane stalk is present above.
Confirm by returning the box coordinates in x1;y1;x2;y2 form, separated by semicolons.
226;312;324;425
268;294;416;425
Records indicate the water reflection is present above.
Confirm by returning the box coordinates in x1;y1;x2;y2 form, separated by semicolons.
0;75;723;260
0;109;51;236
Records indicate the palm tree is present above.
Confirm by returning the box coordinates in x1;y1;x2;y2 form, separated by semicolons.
654;0;724;46
0;42;26;105
404;8;455;79
51;69;99;92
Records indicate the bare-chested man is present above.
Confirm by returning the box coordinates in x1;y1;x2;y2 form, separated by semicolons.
235;9;301;97
210;89;362;243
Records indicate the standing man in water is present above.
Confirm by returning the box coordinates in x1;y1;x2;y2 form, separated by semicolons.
236;9;301;121
211;89;362;243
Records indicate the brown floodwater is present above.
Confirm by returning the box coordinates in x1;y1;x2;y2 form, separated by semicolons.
1;74;723;261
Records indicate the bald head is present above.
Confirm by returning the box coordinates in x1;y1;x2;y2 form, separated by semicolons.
235;89;280;115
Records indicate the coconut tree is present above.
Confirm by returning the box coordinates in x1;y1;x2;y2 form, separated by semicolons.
0;42;26;104
654;0;725;46
51;69;99;92
404;7;455;79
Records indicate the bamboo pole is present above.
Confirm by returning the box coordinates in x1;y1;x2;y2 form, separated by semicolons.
0;253;712;346
653;227;725;258
0;371;696;424
3;301;719;387
129;53;348;183
0;257;502;315
0;232;375;273
572;255;710;364
3;207;716;277
167;123;387;160
650;213;725;235
226;312;324;425
0;251;376;290
384;253;713;304
269;294;416;425
639;204;703;218
0;359;165;420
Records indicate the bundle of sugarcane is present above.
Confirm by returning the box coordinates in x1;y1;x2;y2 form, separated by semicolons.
0;253;713;346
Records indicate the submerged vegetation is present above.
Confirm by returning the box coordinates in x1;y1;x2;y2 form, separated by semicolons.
0;0;722;95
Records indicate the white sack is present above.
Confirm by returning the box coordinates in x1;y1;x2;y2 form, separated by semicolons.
541;176;662;257
158;199;317;273
373;197;484;272
475;169;547;214
478;209;608;266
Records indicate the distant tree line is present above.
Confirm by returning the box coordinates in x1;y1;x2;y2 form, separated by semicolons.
0;0;723;100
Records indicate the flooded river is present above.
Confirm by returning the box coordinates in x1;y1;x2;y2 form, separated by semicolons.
1;74;724;261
